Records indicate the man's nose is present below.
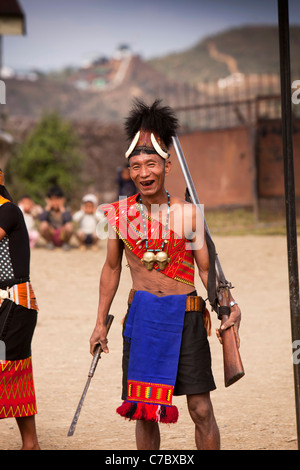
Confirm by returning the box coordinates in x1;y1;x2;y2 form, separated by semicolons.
139;165;150;177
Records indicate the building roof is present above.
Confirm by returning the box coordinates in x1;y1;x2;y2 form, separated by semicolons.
0;0;25;18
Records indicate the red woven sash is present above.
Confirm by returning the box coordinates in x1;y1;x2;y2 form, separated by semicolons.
102;195;195;286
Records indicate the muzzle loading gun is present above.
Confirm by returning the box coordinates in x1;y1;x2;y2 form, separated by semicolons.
172;135;244;387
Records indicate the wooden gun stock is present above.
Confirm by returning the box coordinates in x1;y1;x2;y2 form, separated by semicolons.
219;288;244;387
221;315;245;387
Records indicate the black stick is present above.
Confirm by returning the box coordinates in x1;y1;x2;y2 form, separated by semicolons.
278;0;300;449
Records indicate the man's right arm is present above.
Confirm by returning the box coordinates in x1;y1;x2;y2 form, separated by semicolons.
89;226;123;355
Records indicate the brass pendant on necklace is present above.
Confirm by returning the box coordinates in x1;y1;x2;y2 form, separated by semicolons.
141;247;170;271
139;192;170;272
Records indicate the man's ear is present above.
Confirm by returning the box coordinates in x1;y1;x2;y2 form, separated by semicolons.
165;159;171;176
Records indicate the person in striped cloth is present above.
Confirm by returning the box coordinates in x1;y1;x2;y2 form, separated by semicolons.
0;169;40;450
89;100;241;450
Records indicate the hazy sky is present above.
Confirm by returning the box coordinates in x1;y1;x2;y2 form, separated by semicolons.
3;0;300;71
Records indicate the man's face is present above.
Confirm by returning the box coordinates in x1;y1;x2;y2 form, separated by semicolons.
21;197;33;213
129;153;170;196
83;201;95;214
47;196;64;211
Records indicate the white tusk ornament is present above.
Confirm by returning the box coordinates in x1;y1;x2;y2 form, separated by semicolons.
150;133;169;159
125;131;140;158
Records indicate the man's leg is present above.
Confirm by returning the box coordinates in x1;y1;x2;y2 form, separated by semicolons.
16;415;40;450
187;393;220;450
39;221;53;243
61;222;74;243
135;420;160;450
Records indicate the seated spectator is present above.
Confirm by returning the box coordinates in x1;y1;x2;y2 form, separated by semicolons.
18;195;42;248
117;164;137;197
73;194;104;251
39;186;73;250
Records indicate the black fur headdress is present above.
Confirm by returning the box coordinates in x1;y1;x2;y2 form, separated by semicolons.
124;99;179;158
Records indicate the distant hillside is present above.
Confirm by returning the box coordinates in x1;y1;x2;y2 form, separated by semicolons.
149;25;300;84
4;25;300;123
4;55;174;122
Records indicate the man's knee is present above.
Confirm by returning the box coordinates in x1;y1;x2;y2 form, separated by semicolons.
187;393;214;424
39;221;50;235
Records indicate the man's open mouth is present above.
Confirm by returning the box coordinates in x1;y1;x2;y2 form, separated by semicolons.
140;180;154;187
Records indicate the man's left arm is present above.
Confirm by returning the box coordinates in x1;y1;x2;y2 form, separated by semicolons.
191;207;241;346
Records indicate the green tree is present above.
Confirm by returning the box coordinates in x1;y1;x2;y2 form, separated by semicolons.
6;112;83;204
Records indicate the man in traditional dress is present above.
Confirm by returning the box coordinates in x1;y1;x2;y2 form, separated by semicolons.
0;169;40;450
89;100;241;450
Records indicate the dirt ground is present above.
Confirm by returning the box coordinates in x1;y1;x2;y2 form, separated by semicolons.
0;235;299;451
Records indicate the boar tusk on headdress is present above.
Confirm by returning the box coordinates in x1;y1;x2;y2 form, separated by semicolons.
124;99;179;159
125;131;140;159
150;133;169;159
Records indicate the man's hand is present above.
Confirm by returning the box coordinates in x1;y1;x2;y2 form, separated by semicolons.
216;305;241;348
89;324;109;355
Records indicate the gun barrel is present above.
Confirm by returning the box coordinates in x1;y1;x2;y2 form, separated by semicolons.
172;135;226;284
172;135;245;387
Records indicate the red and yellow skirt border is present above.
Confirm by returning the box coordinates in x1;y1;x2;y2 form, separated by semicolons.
0;356;37;419
117;380;178;423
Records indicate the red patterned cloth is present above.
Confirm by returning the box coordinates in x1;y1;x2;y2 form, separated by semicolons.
102;194;195;286
0;356;37;418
